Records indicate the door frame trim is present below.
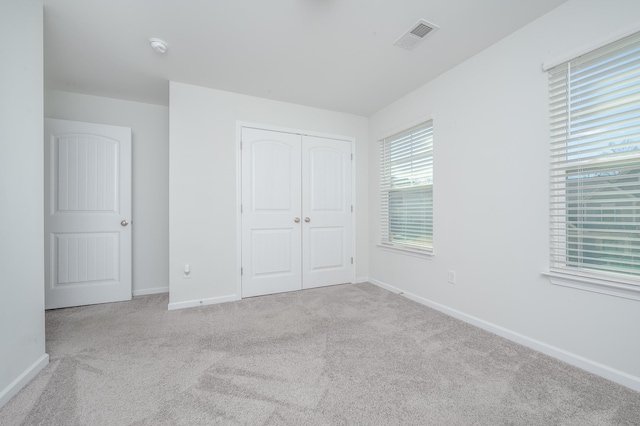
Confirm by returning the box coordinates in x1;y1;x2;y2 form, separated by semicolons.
235;121;357;299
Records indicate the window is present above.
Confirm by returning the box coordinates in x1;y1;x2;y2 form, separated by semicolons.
548;31;640;297
380;120;433;255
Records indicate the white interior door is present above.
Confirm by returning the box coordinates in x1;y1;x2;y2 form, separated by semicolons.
44;118;132;309
241;127;353;298
302;136;353;289
241;128;302;298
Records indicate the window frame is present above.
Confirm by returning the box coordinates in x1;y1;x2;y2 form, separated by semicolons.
545;30;640;300
378;119;434;257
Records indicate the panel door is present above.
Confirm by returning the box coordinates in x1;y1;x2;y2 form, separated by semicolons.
302;136;353;289
241;128;302;298
44;118;132;309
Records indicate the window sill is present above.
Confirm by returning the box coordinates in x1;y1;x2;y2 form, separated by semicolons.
377;244;434;259
542;270;640;302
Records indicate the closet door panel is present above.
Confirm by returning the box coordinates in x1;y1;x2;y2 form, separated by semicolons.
302;136;353;288
241;128;302;297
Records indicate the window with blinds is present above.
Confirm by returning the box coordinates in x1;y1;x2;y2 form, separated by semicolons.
380;120;433;254
548;31;640;289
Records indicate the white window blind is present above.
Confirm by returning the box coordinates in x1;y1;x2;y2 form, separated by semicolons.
380;120;433;254
548;31;640;287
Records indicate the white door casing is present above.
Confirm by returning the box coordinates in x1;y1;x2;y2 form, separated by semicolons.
241;126;353;298
44;118;132;309
302;135;353;289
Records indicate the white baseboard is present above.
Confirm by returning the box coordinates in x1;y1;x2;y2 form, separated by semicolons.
355;276;369;284
167;294;238;311
368;278;640;392
133;286;169;296
0;353;49;409
369;278;398;293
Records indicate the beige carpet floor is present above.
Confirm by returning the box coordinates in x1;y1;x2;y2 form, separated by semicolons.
1;283;639;425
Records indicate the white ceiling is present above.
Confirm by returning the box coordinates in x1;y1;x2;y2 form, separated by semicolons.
42;0;567;116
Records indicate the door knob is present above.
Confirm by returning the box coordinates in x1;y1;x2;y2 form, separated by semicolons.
294;217;300;223
121;220;129;227
304;217;310;223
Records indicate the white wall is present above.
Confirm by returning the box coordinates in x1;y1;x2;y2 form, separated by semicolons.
368;0;640;389
45;90;170;295
0;0;48;408
169;82;369;307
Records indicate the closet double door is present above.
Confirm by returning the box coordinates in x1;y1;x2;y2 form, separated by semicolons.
241;127;353;298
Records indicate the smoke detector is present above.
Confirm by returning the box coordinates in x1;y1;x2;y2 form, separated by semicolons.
394;19;439;50
149;38;168;54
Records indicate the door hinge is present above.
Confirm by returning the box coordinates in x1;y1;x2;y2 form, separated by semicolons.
351;257;354;264
241;204;243;213
351;205;353;213
241;267;243;276
240;141;243;150
351;153;353;161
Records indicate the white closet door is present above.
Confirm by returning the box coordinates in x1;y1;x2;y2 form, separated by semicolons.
302;136;353;289
241;128;302;298
44;118;132;309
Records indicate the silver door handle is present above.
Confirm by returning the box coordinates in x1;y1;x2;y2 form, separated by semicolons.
121;220;129;227
304;217;310;223
294;217;300;223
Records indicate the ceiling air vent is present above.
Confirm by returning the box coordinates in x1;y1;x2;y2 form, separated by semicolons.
394;19;439;50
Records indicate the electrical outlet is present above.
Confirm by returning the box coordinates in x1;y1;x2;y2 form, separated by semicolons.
448;270;456;284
